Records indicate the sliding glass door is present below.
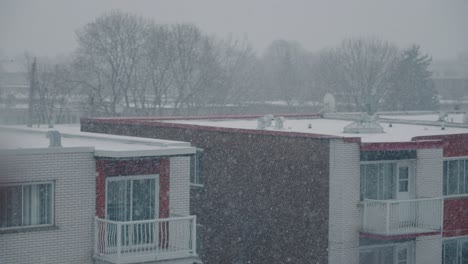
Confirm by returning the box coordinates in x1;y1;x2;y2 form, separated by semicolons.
106;175;159;221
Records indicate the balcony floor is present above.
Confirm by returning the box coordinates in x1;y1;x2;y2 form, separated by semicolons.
361;226;441;239
95;249;196;264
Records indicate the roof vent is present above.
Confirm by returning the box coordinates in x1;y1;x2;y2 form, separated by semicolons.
438;111;448;122
257;115;285;130
343;113;384;134
275;117;285;129
257;116;267;129
46;130;62;147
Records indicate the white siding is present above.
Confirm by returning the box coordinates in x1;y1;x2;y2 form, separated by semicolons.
169;156;191;216
328;139;361;264
0;151;96;264
416;148;444;198
415;234;443;264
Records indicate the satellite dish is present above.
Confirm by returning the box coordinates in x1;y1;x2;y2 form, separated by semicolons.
322;93;336;113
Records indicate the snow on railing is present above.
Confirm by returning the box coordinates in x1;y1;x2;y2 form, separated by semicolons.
362;197;443;236
94;215;197;263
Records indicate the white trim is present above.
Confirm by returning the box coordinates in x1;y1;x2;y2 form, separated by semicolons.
443;159;468;196
106;174;159;182
443;193;468;199
361;159;417;165
95;148;196;158
443;235;468;241
0;147;94;156
444;156;468;161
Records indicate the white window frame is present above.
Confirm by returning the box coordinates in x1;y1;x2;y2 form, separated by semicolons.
190;149;204;187
360;160;416;201
442;236;468;264
0;181;55;230
105;174;159;221
359;242;415;264
443;158;468;196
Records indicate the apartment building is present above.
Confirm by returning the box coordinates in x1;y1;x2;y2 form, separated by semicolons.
81;112;468;264
0;126;201;264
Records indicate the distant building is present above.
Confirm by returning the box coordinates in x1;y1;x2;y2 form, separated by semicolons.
82;111;468;264
0;125;201;264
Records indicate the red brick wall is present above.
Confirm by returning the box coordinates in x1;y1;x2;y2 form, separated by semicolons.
413;134;468;157
95;158;170;219
443;197;468;237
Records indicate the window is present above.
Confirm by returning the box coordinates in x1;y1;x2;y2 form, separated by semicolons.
360;163;396;200
443;159;468;196
443;238;468;264
190;149;204;186
0;182;54;229
360;244;413;264
398;167;409;192
106;175;158;221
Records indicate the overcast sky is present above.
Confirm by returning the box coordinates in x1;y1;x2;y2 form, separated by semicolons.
1;0;467;60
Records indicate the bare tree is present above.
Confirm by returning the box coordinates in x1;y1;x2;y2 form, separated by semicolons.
261;40;312;106
316;37;398;112
135;23;174;115
24;55;75;127
213;37;260;107
169;24;221;114
75;10;146;115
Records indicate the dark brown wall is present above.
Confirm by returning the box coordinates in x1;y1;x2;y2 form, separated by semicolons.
82;121;330;264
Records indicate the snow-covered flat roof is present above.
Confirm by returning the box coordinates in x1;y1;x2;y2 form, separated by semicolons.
161;117;468;143
0;125;195;157
381;113;465;123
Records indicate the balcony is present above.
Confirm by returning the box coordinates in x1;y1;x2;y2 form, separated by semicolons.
94;216;197;264
361;197;443;236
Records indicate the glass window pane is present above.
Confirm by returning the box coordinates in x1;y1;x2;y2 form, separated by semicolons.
399;167;409;180
380;246;394;264
398;248;407;261
24;184;51;225
366;164;379;199
107;180;130;221
132;179;156;221
448;161;459;195
444;161;448;196
360;165;366;201
360;251;375;264
399;181;409;192
465;160;468;195
462;241;468;264
37;184;52;225
443;240;458;264
460;161;465;194
381;163;395;199
0;186;22;228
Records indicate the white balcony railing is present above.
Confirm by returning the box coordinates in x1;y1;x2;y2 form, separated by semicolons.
362;197;443;236
94;215;197;264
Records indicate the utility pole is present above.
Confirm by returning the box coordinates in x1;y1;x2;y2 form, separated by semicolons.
27;57;36;127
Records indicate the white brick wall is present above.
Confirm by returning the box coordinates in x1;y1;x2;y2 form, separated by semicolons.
0;150;96;264
416;148;443;198
415;234;443;264
328;139;361;264
169;157;190;216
